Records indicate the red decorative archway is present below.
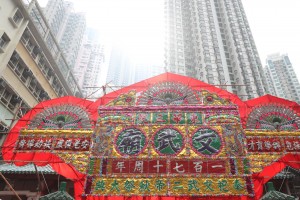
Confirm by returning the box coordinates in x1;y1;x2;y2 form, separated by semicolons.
2;73;300;200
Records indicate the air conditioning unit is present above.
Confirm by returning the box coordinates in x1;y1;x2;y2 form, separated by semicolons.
11;95;22;104
24;68;33;76
0;79;4;87
0;124;9;133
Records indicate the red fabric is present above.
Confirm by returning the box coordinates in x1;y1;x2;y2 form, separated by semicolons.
74;179;85;200
252;153;300;199
2;96;94;182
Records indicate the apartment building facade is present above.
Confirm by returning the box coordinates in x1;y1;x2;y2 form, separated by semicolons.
0;0;82;145
265;54;300;103
44;0;86;69
164;0;268;100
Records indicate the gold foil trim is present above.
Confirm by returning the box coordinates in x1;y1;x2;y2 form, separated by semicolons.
20;129;93;135
247;153;282;173
91;177;247;196
56;152;89;173
245;130;300;136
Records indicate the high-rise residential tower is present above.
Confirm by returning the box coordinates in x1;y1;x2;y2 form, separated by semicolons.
265;54;300;103
106;45;164;87
59;12;86;68
43;0;73;41
134;64;164;83
164;0;267;99
73;29;106;99
44;0;86;69
106;46;136;87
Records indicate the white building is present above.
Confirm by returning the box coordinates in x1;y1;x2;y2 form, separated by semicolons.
107;44;164;88
74;30;105;100
164;0;268;100
73;35;92;89
59;12;86;69
134;64;164;83
43;0;73;41
44;0;86;69
106;46;136;87
265;54;300;103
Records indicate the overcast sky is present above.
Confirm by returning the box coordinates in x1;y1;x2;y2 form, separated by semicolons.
242;0;300;79
38;0;300;79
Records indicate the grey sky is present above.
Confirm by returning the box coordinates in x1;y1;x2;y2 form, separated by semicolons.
242;0;300;78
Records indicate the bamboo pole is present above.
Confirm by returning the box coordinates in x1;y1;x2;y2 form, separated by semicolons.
0;172;22;200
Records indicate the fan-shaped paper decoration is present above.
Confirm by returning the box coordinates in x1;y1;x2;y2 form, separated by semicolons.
247;104;300;130
28;104;92;129
137;81;199;105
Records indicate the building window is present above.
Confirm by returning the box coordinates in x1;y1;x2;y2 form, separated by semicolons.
9;8;24;28
0;32;10;53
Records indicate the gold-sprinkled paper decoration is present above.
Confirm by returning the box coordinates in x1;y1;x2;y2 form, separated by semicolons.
200;90;232;105
106;90;137;106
